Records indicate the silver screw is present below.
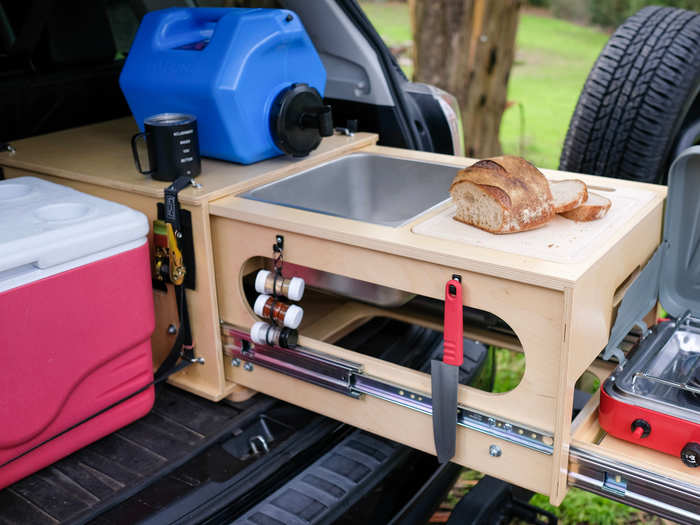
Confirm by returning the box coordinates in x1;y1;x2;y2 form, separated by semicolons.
244;362;254;372
231;358;241;367
167;324;177;335
487;417;496;427
504;423;512;432
489;445;502;457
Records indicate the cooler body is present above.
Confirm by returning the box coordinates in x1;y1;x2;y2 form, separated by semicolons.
0;177;155;489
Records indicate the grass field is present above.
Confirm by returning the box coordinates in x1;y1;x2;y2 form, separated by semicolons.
359;3;663;524
360;2;610;169
499;15;609;168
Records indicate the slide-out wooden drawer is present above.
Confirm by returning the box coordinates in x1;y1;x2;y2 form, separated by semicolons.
569;361;700;524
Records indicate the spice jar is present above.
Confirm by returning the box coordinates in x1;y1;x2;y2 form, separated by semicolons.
253;294;304;329
250;321;298;348
255;269;305;301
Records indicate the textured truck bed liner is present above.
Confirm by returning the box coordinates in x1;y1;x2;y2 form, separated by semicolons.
0;386;272;525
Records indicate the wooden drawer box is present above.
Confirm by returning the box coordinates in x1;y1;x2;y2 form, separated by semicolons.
208;146;665;503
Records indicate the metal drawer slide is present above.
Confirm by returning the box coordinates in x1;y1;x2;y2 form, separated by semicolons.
222;323;553;455
569;446;700;524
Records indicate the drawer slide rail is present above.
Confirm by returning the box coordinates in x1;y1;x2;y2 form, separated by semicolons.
222;324;553;455
569;446;700;524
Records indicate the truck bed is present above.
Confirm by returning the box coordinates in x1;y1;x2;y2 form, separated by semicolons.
0;318;489;525
0;386;277;524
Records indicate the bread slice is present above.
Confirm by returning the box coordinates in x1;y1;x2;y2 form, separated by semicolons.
559;192;611;221
549;179;588;213
450;156;554;234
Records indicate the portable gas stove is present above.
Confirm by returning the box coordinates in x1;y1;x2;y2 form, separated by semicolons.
599;147;700;468
600;313;700;466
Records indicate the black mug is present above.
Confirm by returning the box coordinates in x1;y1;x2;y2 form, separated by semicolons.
131;113;201;182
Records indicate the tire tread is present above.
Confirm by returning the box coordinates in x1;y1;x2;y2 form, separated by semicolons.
559;7;700;183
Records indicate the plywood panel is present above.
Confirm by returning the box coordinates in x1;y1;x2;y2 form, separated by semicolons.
0;118;378;205
222;347;555;496
212;217;566;432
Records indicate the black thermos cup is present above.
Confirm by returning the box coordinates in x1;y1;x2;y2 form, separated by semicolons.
131;113;201;182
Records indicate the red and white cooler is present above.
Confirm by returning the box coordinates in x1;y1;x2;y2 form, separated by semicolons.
0;177;155;489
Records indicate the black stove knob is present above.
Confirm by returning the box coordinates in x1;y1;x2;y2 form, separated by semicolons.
631;419;651;439
681;442;700;468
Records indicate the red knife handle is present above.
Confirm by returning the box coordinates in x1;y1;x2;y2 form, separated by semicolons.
443;277;463;367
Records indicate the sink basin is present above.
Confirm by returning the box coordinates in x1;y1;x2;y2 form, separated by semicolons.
241;153;460;227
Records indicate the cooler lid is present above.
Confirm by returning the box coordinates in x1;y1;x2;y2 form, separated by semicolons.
0;177;148;288
660;146;700;317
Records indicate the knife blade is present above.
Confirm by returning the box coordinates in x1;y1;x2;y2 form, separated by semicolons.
432;275;463;463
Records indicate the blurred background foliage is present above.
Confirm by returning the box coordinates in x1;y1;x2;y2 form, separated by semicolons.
531;0;700;27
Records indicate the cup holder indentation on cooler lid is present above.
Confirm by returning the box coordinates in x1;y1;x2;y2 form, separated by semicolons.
34;203;92;222
0;183;33;201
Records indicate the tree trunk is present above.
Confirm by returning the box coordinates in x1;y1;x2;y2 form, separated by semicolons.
410;0;521;158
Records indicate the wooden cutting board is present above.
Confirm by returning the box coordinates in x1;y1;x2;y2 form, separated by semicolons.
411;183;658;263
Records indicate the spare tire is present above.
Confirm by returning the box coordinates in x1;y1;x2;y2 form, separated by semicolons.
559;6;700;184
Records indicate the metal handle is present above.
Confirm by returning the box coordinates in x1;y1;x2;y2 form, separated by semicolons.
131;132;153;175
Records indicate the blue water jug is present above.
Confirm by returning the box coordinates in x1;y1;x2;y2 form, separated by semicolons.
119;8;331;164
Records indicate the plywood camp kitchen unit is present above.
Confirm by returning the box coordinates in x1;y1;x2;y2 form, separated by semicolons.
211;147;666;504
0;118;667;504
0;118;377;402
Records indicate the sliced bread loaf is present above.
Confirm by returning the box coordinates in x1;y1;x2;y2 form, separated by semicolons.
549;179;588;213
450;156;554;234
559;192;611;221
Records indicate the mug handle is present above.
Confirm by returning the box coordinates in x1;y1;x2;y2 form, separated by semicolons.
131;132;154;175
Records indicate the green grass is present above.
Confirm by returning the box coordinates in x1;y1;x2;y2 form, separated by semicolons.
500;15;609;168
360;2;610;169
492;347;526;393
529;490;640;525
361;2;412;44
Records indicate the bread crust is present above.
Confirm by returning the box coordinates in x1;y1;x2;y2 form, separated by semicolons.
450;156;555;233
550;179;588;213
559;192;611;221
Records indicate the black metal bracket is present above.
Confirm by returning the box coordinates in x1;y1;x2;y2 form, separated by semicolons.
273;235;284;254
155;204;196;290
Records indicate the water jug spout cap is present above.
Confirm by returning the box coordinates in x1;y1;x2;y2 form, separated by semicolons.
270;84;333;157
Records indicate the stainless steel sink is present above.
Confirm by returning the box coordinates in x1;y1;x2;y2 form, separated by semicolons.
241;153;460;227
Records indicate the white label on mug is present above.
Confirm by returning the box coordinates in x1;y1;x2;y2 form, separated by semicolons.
173;129;193;137
180;157;194;163
179;139;191;145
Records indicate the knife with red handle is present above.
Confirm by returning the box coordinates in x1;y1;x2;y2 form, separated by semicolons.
431;275;463;463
